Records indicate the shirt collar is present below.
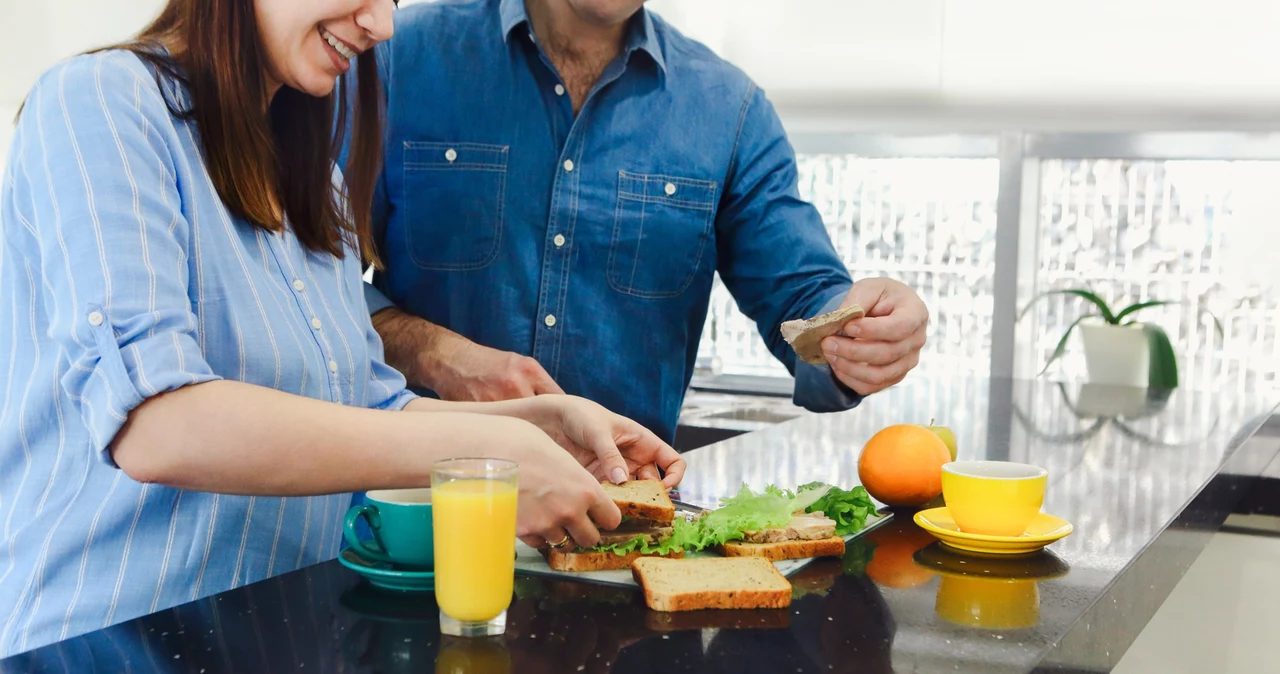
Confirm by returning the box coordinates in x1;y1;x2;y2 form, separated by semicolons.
500;0;666;74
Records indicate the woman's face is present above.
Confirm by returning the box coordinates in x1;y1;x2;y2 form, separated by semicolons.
255;0;394;97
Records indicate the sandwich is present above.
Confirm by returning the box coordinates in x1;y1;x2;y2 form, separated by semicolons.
717;511;846;561
689;482;877;563
542;479;687;572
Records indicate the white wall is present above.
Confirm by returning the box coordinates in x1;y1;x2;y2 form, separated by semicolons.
0;0;165;175
648;0;1280;130
5;0;1280;164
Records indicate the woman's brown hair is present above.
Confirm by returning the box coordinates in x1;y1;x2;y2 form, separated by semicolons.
89;0;384;265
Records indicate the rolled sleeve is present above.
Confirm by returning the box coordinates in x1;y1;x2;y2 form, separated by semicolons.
22;53;222;463
363;282;397;317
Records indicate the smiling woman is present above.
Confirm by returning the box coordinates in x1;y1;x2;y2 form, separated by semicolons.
0;0;683;658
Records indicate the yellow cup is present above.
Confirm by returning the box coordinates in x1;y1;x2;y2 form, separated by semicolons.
941;461;1047;536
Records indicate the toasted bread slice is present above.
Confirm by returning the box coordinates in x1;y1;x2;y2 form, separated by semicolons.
780;304;865;365
718;536;846;562
631;557;791;612
601;479;674;524
543;546;684;572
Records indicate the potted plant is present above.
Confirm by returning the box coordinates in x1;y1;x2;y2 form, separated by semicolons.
1018;289;1222;389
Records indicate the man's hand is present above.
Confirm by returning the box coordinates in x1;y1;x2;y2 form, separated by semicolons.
432;340;564;402
820;278;928;395
372;308;563;401
520;395;687;489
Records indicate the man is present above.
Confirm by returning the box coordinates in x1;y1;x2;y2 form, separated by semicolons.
357;0;929;443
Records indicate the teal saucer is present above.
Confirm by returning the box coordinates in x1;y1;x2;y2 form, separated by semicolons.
338;547;435;593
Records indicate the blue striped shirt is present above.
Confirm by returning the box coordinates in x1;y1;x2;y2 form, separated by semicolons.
0;50;416;656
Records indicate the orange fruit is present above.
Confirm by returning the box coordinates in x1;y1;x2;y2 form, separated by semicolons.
857;424;951;507
864;519;938;589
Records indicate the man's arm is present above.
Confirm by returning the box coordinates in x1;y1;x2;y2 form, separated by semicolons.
371;307;564;400
715;85;928;404
713;84;860;412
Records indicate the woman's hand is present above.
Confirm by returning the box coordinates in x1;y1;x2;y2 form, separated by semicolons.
494;416;623;550
514;395;687;489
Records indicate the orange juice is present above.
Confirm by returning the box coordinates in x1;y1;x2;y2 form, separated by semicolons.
432;479;518;623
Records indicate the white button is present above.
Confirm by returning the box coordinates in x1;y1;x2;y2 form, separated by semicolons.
665;182;677;196
328;360;339;373
554;84;565;96
292;279;305;292
544;314;557;328
563;159;574;172
87;311;104;327
445;148;457;163
553;234;566;247
311;318;322;330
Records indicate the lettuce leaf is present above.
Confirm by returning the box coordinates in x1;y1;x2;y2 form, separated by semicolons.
589;516;696;557
799;482;876;536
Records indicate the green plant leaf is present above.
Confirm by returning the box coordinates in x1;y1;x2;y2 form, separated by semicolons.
1115;300;1176;324
1207;312;1225;339
1144;324;1179;389
1018;289;1117;324
1039;313;1098;376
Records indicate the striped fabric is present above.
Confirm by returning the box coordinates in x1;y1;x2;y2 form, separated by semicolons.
0;50;416;656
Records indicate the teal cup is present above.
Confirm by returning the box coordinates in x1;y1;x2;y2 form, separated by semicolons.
344;488;434;570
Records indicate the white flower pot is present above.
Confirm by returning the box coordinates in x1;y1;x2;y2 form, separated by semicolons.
1079;322;1149;388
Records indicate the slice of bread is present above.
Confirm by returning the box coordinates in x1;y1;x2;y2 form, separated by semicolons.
780;304;865;365
631;557;792;612
601;479;675;524
543;546;684;572
718;536;846;562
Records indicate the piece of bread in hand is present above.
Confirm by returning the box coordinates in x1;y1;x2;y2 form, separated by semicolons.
600;479;675;524
631;557;792;612
543;546;684;572
780;304;865;365
718;536;846;562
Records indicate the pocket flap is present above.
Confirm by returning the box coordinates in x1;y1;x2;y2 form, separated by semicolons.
618;171;717;210
404;141;509;170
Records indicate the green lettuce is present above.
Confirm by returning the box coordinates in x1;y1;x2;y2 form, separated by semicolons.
798;481;876;536
586;481;872;557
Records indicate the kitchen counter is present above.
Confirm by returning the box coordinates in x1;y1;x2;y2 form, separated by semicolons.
3;375;1276;673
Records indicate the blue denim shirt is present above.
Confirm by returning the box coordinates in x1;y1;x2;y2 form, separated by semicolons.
362;0;859;441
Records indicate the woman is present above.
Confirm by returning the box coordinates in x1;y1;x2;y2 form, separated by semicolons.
0;0;683;656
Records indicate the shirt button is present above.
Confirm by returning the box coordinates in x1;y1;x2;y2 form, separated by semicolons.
553;234;566;247
292;279;305;292
87;311;104;327
311;318;322;330
554;84;565;96
328;360;339;373
544;314;557;328
665;182;677;196
445;148;457;163
563;159;574;173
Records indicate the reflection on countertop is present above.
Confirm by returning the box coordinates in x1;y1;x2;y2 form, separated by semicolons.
1;375;1275;674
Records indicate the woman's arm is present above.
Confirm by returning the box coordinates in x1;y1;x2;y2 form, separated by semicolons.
112;379;621;547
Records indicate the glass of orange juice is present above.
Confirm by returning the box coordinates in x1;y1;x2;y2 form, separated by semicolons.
431;458;519;637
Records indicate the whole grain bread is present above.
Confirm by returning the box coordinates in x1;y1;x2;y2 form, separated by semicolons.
631;557;792;612
779;304;865;365
600;479;675;524
543;546;684;572
718;536;846;562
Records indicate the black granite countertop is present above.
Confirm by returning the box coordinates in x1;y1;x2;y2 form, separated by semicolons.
3;376;1277;674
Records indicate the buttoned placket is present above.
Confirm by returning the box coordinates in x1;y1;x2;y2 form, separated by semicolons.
526;37;636;378
264;232;344;403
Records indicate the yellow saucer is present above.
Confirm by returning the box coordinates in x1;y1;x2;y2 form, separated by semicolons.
913;507;1072;555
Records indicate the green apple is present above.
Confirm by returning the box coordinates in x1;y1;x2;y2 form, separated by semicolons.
924;419;957;461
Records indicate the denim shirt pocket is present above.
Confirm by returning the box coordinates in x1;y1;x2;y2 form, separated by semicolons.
401;141;509;271
607;171;718;298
